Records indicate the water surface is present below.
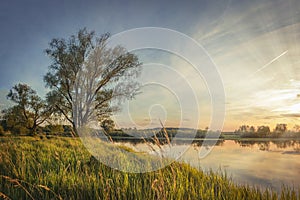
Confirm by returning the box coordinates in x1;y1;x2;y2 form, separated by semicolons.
121;139;300;191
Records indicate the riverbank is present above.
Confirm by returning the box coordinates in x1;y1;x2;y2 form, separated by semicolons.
0;137;299;199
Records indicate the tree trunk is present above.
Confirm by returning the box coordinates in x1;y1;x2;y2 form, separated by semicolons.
30;122;37;136
71;122;78;137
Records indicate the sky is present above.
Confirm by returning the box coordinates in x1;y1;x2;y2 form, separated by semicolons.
1;0;300;131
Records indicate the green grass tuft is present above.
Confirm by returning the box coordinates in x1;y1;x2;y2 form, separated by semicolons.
0;137;298;199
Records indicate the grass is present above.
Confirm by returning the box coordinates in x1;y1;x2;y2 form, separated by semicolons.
0;136;299;200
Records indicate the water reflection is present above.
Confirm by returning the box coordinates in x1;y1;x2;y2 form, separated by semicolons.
118;139;300;192
235;140;300;152
126;138;225;146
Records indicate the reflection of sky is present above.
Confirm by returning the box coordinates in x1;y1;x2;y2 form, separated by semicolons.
1;0;300;130
129;140;300;192
196;140;300;192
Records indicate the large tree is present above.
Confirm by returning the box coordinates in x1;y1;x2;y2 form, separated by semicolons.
4;83;52;135
44;28;141;135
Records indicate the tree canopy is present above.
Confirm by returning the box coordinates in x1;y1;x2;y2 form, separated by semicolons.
44;28;142;135
3;83;52;135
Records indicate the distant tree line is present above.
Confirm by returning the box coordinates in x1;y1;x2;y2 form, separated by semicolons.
235;124;300;138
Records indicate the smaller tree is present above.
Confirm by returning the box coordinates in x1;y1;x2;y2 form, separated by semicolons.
249;126;255;133
2;106;29;135
5;83;52;135
100;119;115;133
238;125;250;133
257;126;270;137
273;123;287;137
293;125;300;132
274;123;287;132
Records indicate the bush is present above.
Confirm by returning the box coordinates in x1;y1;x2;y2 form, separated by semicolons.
43;125;64;135
12;125;30;135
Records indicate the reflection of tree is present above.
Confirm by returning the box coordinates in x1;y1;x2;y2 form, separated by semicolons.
234;140;269;150
235;140;271;150
270;140;300;150
294;141;300;151
235;140;300;151
191;139;224;147
272;140;292;149
258;142;270;151
235;140;258;147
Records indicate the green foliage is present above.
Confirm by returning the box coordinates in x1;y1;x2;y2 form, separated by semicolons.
100;119;115;133
0;137;298;199
62;125;73;135
3;83;52;135
256;126;271;137
43;125;64;135
12;125;30;136
2;107;31;135
44;28;141;133
39;125;74;137
2;106;26;130
196;129;207;138
273;124;287;137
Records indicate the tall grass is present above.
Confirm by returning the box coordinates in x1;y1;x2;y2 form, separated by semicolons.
0;136;298;199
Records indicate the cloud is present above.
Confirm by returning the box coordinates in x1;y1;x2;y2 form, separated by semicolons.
263;115;284;120
0;89;13;110
281;113;300;118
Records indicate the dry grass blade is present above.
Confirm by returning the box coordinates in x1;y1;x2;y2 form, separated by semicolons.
37;185;51;191
37;185;63;200
152;132;162;150
159;119;171;147
2;175;62;200
0;192;12;200
142;137;156;153
1;175;35;200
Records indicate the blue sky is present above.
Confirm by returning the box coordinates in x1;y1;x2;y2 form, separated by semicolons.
0;0;222;92
1;0;300;131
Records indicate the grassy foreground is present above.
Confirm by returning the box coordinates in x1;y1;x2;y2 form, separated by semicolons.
0;137;299;200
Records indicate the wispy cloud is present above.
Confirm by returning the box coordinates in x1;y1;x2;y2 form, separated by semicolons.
281;113;300;118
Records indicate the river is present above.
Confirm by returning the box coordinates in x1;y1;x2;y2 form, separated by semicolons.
119;139;300;191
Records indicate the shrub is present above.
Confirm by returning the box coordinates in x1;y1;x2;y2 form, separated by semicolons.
43;125;64;135
12;125;30;135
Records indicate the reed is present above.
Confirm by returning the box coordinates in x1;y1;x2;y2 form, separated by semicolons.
0;136;298;199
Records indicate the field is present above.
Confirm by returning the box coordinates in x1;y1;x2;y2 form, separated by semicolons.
0;136;299;200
